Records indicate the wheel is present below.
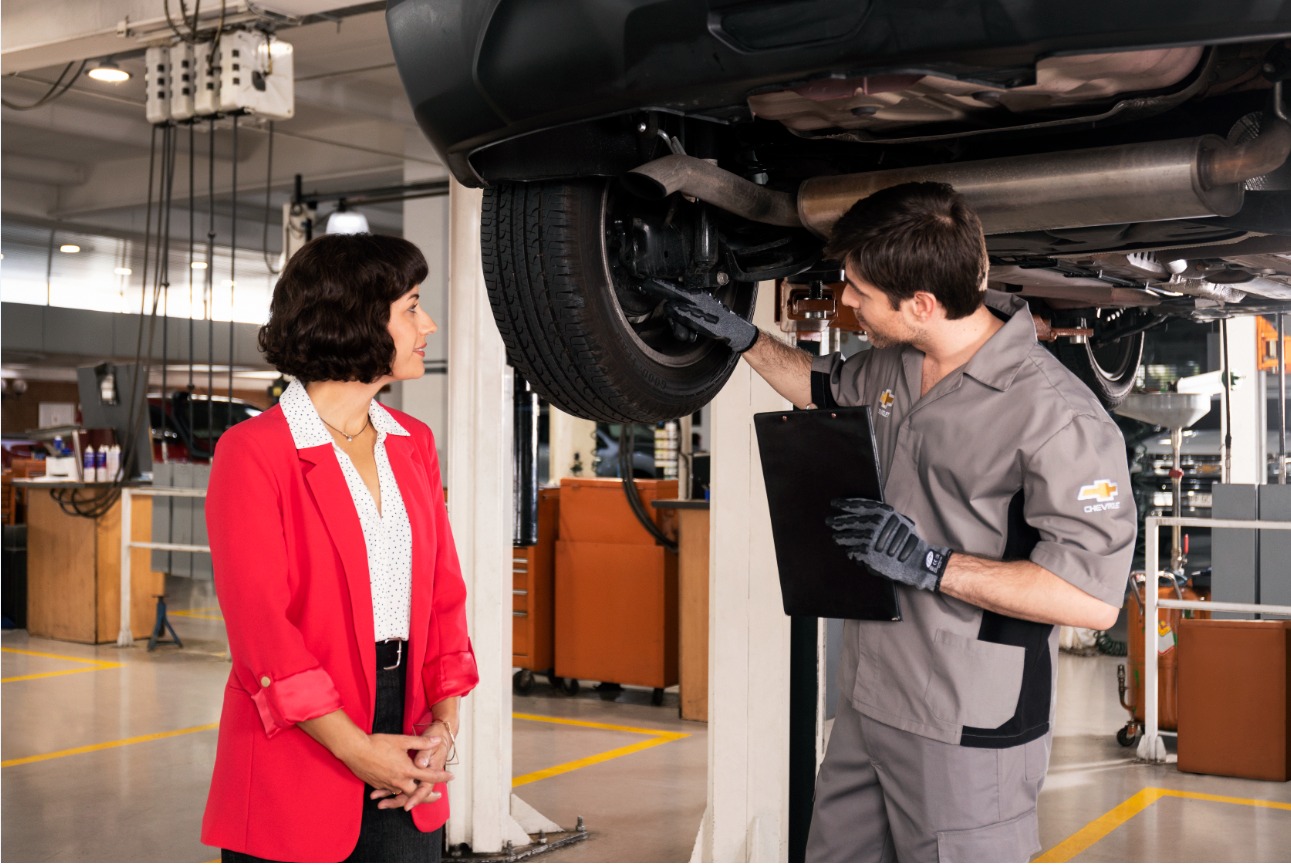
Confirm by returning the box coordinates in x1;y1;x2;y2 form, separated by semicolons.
513;669;535;696
558;677;580;697
481;179;757;423
1051;308;1145;409
1116;724;1141;747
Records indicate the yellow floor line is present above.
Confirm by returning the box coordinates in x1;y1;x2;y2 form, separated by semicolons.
2;647;116;664
2;667;121;683
511;712;689;788
513;711;686;739
1035;786;1291;862
1;722;219;768
1035;787;1167;862
170;608;224;621
1;647;123;683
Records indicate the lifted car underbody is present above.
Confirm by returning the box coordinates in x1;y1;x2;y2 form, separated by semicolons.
390;0;1291;421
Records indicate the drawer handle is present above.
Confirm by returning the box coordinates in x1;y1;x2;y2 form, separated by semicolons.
513;589;528;596
512;611;528;618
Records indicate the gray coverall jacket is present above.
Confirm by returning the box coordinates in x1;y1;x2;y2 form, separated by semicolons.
811;290;1137;749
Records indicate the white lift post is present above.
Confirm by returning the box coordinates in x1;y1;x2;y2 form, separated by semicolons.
444;182;557;853
695;285;793;862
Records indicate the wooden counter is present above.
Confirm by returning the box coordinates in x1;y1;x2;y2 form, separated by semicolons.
24;484;164;644
655;499;710;722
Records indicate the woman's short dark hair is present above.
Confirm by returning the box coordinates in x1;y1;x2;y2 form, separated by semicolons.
259;233;429;384
823;181;988;320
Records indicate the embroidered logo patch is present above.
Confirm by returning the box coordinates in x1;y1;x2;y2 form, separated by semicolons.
877;388;895;418
1077;479;1121;512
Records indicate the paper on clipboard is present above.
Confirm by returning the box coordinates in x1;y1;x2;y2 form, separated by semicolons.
753;405;901;621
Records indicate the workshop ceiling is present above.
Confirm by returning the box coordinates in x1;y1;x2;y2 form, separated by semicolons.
1;1;443;240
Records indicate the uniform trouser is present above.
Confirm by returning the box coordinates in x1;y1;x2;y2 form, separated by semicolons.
805;697;1049;863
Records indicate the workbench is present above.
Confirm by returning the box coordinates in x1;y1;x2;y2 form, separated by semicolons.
20;481;163;644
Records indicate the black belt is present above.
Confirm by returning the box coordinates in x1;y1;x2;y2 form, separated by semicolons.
376;639;407;670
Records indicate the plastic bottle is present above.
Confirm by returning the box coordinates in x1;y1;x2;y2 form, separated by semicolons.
95;445;108;483
106;444;122;482
82;445;95;482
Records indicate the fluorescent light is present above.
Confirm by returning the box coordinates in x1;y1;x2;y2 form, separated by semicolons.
59;244;81;254
114;267;133;276
88;60;131;83
191;261;208;270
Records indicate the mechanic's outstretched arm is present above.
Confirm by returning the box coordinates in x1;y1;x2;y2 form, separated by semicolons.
742;330;815;409
829;498;1119;630
646;279;816;408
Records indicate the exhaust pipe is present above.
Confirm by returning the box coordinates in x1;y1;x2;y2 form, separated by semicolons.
624;122;1291;238
622;154;801;227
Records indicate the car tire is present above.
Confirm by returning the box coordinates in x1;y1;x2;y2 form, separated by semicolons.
1051;310;1144;408
481;179;751;423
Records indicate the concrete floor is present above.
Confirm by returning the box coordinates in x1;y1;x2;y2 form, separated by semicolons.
2;577;1288;862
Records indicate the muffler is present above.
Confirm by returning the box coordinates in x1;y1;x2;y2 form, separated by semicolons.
625;122;1291;238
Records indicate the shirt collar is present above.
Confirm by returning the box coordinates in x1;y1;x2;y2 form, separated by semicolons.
279;379;410;450
959;290;1037;392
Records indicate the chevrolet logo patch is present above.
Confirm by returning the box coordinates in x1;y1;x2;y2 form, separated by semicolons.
877;388;895;418
1078;480;1119;503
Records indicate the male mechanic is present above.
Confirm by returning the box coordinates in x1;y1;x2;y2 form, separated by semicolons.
657;181;1136;862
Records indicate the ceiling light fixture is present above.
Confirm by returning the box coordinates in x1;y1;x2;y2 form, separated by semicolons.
326;200;369;235
59;244;81;254
191;261;209;270
114;267;133;276
88;59;131;84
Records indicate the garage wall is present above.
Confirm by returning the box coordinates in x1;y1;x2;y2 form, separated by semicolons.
1;302;267;371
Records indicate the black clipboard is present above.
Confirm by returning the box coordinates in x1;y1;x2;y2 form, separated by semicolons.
753;405;901;621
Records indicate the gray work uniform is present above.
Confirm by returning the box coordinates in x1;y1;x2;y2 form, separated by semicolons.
804;290;1137;862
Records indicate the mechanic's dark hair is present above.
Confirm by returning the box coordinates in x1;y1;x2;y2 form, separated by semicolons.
824;181;987;320
259;233;429;384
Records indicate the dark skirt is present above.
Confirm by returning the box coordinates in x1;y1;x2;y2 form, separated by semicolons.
222;658;443;863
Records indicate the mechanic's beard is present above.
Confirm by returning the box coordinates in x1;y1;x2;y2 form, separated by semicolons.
860;326;905;350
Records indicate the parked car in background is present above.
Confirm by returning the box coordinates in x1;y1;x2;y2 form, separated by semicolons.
390;0;1291;422
149;392;262;463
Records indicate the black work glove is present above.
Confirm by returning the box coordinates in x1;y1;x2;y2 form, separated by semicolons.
828;497;952;593
643;278;758;353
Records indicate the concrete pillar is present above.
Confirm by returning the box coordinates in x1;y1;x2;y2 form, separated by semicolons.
1226;316;1266;484
443;180;530;853
393;135;451;461
547;408;597;483
694;283;792;862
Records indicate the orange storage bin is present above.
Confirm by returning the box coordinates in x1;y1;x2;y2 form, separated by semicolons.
554;478;678;691
1177;619;1290;781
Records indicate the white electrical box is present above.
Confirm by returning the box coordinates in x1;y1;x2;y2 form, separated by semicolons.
145;45;172;125
194;41;220;116
169;42;196;121
218;30;294;120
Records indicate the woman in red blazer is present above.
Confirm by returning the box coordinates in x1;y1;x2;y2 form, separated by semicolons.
203;234;478;862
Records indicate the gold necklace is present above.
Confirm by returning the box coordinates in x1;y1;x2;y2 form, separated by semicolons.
320;414;370;443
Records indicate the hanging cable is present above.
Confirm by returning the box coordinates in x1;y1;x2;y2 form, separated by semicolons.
229;115;238;408
262;121;281;273
188;125;198;392
2;61;88;110
207;118;217;443
618;424;678;553
165;0;199;43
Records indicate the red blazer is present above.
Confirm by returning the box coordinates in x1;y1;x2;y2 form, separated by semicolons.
200;404;478;862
